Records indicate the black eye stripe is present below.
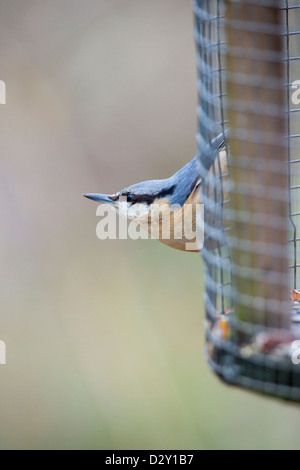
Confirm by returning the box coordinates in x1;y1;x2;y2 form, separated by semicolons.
156;185;176;199
120;185;176;205
127;194;155;205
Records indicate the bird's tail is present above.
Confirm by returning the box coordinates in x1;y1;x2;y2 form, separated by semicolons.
211;130;229;152
197;129;229;177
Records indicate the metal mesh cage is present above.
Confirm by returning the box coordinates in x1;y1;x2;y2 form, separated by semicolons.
194;0;300;402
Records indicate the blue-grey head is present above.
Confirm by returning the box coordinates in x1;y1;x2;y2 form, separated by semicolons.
84;156;201;219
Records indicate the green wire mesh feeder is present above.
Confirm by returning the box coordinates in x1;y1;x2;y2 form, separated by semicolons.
194;0;300;402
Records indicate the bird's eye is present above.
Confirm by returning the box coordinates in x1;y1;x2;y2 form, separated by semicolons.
126;194;133;202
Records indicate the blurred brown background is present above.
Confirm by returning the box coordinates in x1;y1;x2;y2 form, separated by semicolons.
0;0;299;450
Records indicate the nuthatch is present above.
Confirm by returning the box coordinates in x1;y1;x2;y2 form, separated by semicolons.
84;133;228;252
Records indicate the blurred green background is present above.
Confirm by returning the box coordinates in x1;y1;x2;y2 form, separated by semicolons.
0;0;300;450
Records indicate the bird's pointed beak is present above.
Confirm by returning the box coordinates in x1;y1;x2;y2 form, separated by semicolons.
83;193;115;204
